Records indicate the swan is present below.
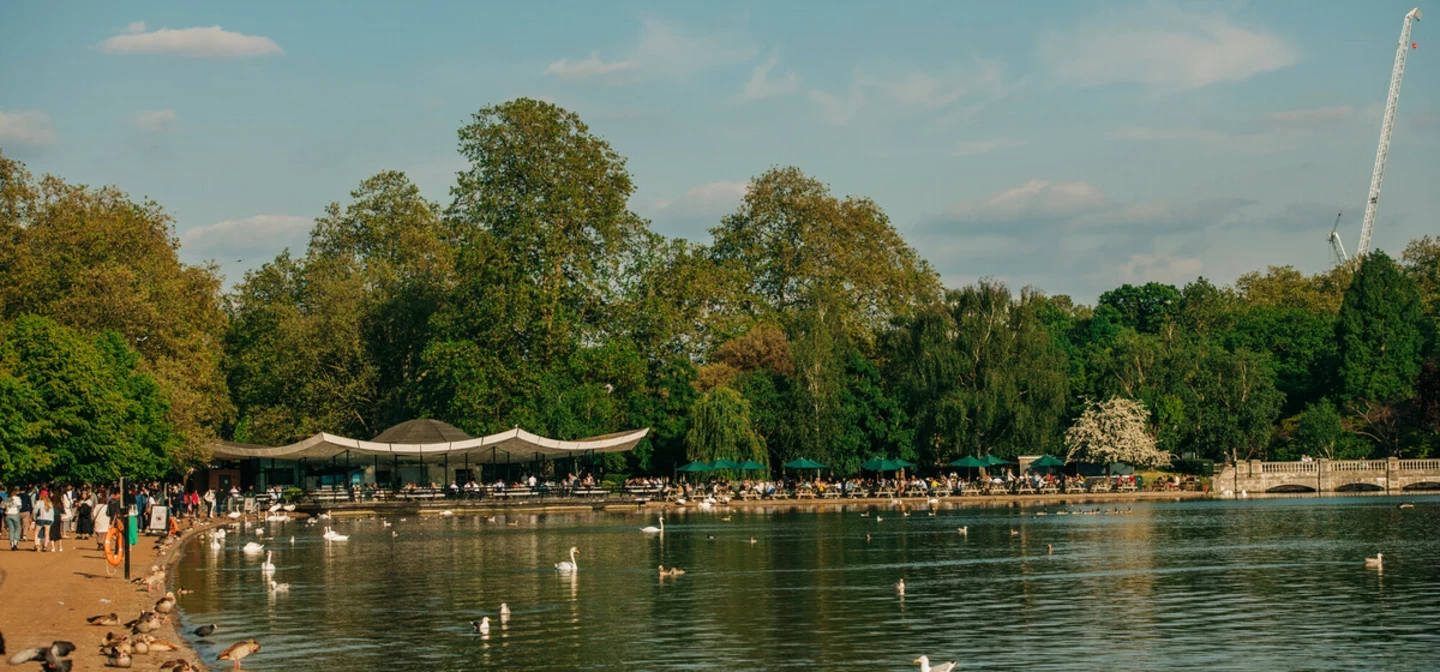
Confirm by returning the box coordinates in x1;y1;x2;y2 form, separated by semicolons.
227;511;242;519
268;503;281;512
895;578;906;596
289;536;295;545
327;530;349;542
209;537;223;550
212;528;227;538
915;655;957;672
641;516;664;534
268;579;290;593
242;542;264;554
440;510;454;517
555;546;579;572
261;551;275;573
282;504;296;512
1365;553;1383;569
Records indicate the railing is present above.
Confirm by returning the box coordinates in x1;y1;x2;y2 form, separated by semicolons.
1398;459;1440;471
1259;462;1318;474
1329;460;1387;472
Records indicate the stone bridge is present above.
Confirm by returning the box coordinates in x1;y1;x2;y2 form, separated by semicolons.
1215;458;1440;495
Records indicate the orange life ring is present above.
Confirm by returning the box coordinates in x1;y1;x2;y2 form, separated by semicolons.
104;526;124;567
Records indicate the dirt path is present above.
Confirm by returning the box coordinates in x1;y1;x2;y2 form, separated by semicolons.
0;521;211;671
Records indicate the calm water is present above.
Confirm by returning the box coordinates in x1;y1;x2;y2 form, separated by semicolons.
172;497;1440;671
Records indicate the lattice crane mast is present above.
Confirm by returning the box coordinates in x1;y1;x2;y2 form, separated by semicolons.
1335;7;1422;262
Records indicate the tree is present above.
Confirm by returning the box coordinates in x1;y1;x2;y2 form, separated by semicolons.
1292;399;1344;459
1335;251;1425;405
1065;397;1170;468
709;166;940;343
1097;282;1181;334
1401;236;1440;352
685;386;766;467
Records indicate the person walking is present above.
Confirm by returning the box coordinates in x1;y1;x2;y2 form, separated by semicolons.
76;491;94;540
49;490;65;552
33;493;54;552
4;491;21;550
18;487;33;538
203;488;216;518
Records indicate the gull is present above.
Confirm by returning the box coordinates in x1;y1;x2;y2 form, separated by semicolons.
1365;553;1383;569
472;617;490;635
499;603;510;623
915;655;957;672
895;578;906;596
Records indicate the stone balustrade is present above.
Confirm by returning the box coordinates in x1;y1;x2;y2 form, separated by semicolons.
1217;457;1440;495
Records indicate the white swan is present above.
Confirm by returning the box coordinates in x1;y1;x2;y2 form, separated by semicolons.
242;542;264;554
261;551;275;573
212;528;227;538
268;503;281;512
915;655;957;672
282;504;296;512
268;579;290;593
324;527;349;541
641;516;664;534
555;546;579;572
1365;553;1383;569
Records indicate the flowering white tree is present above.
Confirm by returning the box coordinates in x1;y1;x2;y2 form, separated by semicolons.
1064;397;1171;468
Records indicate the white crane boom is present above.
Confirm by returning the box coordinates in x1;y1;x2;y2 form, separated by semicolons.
1357;7;1422;257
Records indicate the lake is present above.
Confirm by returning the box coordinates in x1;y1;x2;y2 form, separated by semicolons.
172;496;1440;671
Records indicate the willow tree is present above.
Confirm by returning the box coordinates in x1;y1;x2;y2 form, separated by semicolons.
685;386;766;467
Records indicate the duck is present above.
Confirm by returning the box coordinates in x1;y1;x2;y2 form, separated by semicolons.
1365;553;1383;569
260;551;275;573
895;578;906;596
242;542;264;554
640;516;664;534
192;624;218;638
217;639;261;670
472;617;490;635
268;579;290;593
915;655;958;672
928;509;937;517
957;526;968;535
555;546;579;572
860;512;869;517
176;587;194;596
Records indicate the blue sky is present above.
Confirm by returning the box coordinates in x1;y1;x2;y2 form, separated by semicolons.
1;1;1436;301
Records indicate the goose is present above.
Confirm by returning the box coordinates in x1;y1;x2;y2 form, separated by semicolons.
499;603;511;623
242;542;264;554
382;520;392;528
472;617;490;635
641;516;665;534
268;579;290;593
391;531;398;538
876;517;884;523
902;510;911;517
261;551;275;573
555;546;579;572
914;655;957;672
958;526;968;535
217;639;261;671
154;591;177;613
106;646;133;668
1365;553;1383;569
721;516;732;522
895;578;906;596
88;612;120;625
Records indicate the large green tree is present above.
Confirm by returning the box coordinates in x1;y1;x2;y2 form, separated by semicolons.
1335;251;1425;405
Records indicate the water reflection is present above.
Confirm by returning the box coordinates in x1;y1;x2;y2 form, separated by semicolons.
173;497;1440;671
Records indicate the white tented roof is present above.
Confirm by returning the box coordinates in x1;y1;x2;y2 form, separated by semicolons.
208;422;648;464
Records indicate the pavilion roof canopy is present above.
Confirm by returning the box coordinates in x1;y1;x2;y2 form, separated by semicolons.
207;422;648;464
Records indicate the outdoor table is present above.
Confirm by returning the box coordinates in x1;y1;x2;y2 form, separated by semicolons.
821;489;841;499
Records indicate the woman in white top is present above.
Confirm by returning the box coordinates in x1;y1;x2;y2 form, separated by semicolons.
4;494;21;550
33;496;54;552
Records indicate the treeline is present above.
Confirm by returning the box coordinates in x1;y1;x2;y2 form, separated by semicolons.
1;98;1436;482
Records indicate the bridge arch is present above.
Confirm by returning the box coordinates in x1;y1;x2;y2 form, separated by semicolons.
1401;481;1440;491
1335;482;1384;493
1266;484;1316;493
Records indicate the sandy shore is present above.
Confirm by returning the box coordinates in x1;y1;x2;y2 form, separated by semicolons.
0;520;213;671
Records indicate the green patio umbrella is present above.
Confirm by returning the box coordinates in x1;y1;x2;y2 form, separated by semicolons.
1029;455;1066;469
782;458;829;470
861;458;917;471
677;461;714;472
710;459;744;470
738;460;768;471
981;454;1011;467
949;456;988;468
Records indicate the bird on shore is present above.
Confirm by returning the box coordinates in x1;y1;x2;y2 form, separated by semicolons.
7;640;76;669
555;546;579;572
914;654;957;672
159;659;198;671
1365;553;1384;569
895;579;906;596
105;646;132;668
217;639;261;671
192;624;218;638
88;613;120;626
472;617;490;635
154;592;177;614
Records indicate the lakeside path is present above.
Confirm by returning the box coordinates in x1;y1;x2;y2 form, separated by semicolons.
0;521;214;671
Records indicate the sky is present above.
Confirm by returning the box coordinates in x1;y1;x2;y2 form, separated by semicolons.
1;1;1436;301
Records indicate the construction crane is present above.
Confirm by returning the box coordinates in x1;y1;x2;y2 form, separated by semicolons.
1332;7;1422;263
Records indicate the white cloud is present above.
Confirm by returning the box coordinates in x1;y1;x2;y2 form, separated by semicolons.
809;60;1015;126
1042;5;1297;90
939;180;1111;226
544;53;638;79
736;51;799;102
135;108;176;132
646;181;747;240
953;137;1028;157
0;110;57;146
545;18;756;81
98;23;282;58
1109;126;1232;143
179;215;312;258
1105;254;1205;285
1264;105;1356;128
